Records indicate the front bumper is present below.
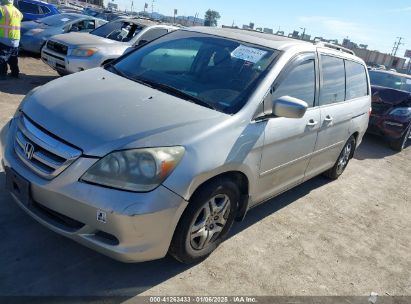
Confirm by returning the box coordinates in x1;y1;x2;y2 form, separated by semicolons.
367;114;410;140
41;47;104;75
1;119;188;262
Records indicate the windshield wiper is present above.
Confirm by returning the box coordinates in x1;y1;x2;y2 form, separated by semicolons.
133;78;217;111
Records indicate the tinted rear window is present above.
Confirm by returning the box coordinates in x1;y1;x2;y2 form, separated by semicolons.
345;60;368;99
18;1;40;14
320;55;345;105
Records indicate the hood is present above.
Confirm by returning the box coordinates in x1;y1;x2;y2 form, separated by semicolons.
22;68;227;157
371;85;411;105
50;32;122;48
21;21;49;34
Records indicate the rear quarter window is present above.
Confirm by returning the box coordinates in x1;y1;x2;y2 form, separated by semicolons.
40;5;50;14
345;60;368;99
18;1;41;14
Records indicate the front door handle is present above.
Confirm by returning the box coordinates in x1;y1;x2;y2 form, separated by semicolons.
324;115;334;122
306;119;318;127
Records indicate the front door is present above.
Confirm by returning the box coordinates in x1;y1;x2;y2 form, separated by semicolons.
255;53;321;203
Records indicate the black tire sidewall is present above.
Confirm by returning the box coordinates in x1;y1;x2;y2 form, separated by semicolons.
327;136;356;179
390;123;411;151
170;178;239;263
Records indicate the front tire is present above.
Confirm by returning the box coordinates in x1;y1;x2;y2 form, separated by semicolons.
324;135;356;179
169;178;239;264
389;123;411;151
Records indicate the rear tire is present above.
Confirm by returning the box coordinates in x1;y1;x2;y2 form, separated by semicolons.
169;178;239;264
324;135;356;180
389;123;411;151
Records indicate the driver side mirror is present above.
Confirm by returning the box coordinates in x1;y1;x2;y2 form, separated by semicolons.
272;96;308;118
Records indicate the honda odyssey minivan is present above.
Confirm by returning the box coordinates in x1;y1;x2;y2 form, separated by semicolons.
0;27;371;264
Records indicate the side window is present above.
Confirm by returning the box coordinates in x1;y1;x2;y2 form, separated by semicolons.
345;60;368;99
83;20;96;30
272;59;316;107
139;28;169;44
403;78;411;92
71;20;94;32
39;5;50;14
319;55;345;105
18;1;41;14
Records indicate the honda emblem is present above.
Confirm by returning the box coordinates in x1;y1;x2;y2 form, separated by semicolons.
24;142;35;160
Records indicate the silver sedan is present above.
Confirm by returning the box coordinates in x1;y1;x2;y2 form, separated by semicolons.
20;13;107;54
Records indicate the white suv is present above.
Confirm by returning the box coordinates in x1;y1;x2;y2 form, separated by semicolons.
41;18;178;75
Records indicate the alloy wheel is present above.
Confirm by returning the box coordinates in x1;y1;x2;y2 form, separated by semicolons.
189;194;231;251
336;142;352;175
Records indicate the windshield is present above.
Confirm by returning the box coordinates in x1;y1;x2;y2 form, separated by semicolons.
109;30;279;114
369;71;411;93
90;21;145;42
36;14;78;26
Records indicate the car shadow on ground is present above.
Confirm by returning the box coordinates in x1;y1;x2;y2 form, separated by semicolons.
0;172;331;299
0;74;58;95
0;137;381;299
355;133;399;160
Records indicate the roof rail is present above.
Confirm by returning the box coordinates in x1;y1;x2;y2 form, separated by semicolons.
315;42;355;55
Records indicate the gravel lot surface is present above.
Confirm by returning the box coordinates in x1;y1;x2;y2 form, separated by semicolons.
0;57;410;300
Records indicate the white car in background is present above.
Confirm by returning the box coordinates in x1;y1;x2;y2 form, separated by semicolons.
41;18;178;75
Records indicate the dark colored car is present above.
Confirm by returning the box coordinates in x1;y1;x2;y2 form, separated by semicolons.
14;0;60;22
368;70;411;151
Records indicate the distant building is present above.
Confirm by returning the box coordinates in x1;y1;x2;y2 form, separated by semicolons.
263;28;273;34
107;2;118;11
301;34;311;41
289;30;299;39
342;38;358;49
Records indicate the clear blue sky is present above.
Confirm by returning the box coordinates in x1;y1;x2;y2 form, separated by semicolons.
106;0;411;56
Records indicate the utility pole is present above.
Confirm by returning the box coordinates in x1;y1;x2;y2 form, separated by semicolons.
151;0;155;17
193;12;198;25
391;37;404;56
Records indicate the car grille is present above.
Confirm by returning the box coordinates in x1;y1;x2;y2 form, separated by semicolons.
14;115;82;179
46;40;68;55
371;103;391;115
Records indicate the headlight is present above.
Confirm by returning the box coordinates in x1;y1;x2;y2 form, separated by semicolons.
71;48;98;57
25;29;45;36
389;107;411;116
81;147;185;192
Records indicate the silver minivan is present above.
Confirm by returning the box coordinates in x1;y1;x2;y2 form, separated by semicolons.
0;27;371;264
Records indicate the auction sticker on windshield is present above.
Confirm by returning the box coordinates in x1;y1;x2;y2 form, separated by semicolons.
231;45;267;63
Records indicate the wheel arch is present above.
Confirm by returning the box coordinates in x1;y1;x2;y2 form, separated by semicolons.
187;171;251;222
